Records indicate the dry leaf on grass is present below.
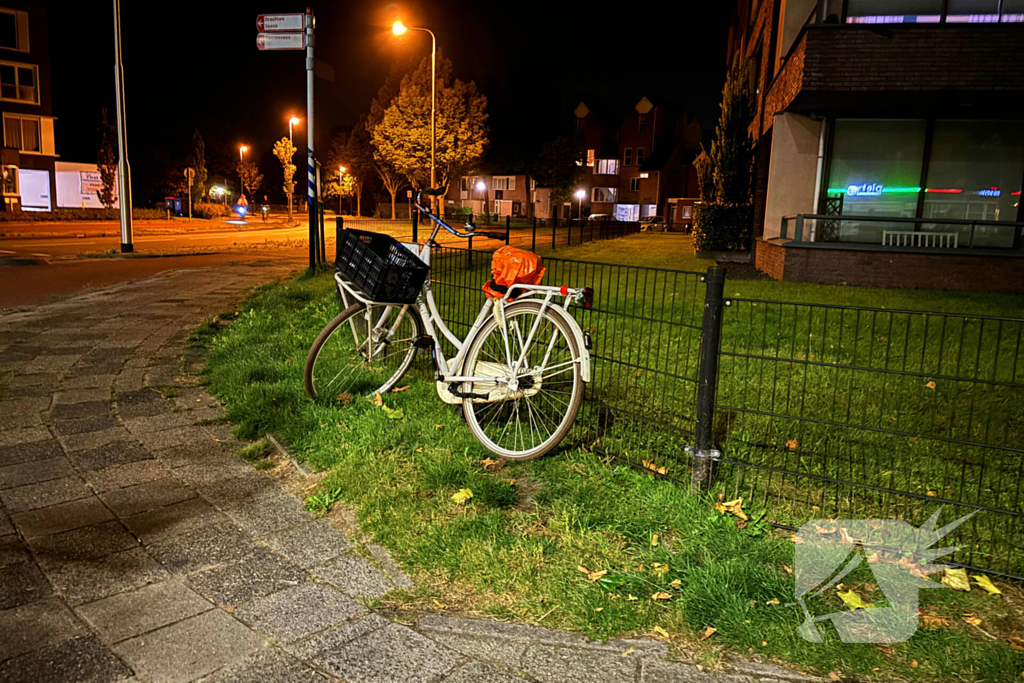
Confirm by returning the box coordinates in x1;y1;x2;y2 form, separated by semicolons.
828;672;843;681
451;488;474;505
652;625;669;637
971;574;1002;595
651;562;669;576
1006;636;1024;651
391;385;410;392
877;646;894;658
670;579;682;589
910;660;918;668
478;458;500;469
699;626;717;641
432;599;447;609
642;460;667;476
714;497;748;521
920;614;950;630
651;534;660;547
838;590;872;610
577;565;608;582
627;594;639;602
651;591;673;601
941;567;971;591
765;598;781;606
371;391;383;406
962;614;983;626
781;563;793;574
786;438;799;450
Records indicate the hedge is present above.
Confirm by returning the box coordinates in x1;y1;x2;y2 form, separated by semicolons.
193;202;231;219
0;208;166;222
692;202;753;252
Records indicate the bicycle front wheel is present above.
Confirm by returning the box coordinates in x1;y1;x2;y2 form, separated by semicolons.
304;302;422;403
461;301;584;460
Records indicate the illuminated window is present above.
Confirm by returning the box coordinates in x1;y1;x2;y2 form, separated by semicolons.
595;159;619;175
846;0;942;23
623;148;632;166
0;61;38;104
586;149;595;167
493;176;516;191
592;187;617;203
3;114;40;152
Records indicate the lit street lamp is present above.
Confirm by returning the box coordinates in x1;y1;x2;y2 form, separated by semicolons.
476;180;487;220
238;144;249;205
575;189;586;220
288;116;300;144
338;166;346;215
392;21;437;209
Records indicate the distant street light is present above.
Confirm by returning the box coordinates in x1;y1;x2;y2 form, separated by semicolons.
392;21;437;209
575;189;586;220
476;180;486;220
338;166;347;214
288;116;300;144
239;145;249;202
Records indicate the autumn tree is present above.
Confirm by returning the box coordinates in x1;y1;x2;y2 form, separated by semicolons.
185;129;208;204
344;118;375;217
323;172;356;215
532;137;584;204
96;108;118;208
237;160;263;202
371;52;488;196
273;137;297;222
366;64;411;219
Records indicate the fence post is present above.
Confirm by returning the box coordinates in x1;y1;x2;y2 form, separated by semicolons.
467;236;473;268
334;216;343;263
506;215;511;245
532;216;537;252
411;208;418;243
691;265;726;493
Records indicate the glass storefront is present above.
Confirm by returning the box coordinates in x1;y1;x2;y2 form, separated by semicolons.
846;0;1023;22
825;118;1024;247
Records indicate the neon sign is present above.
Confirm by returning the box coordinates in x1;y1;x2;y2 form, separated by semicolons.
846;183;883;197
975;188;1001;197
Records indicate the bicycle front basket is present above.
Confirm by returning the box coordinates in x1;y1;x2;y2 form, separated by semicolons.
335;229;428;304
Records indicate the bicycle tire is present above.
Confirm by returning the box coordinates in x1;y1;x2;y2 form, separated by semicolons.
304;302;422;402
461;300;584;460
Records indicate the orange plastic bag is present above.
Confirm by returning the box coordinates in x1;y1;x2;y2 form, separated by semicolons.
482;246;546;298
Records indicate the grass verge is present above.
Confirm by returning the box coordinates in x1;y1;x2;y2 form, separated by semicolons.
201;269;1023;682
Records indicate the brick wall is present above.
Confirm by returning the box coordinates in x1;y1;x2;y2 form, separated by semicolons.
755;239;1024;293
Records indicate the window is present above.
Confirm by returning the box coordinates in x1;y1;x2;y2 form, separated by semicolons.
4;114;40;152
623;148;632;166
636;147;646;166
0;61;39;104
592;187;617;203
630;177;641;192
0;9;27;52
638;113;648;133
586;149;595;167
493;176;515;191
639;172;649;179
595;159;619;175
460;177;470;191
845;0;1023;23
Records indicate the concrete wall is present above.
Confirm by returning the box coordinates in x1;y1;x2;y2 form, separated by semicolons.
762;112;821;240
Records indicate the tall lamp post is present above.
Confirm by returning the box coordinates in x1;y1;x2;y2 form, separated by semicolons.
476;181;486;221
575;189;586;220
392;21;436;208
238;145;248;202
338;166;346;215
113;0;133;253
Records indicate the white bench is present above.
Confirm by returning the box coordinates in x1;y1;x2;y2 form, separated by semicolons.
881;231;958;248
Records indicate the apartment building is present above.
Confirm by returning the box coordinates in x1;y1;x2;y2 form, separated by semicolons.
572;97;701;226
446;173;549;218
732;0;1024;291
1;2;57;211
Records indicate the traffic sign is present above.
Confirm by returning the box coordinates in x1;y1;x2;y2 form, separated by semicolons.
256;32;305;51
256;14;304;32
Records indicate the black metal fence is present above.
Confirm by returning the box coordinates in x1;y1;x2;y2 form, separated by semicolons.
426;245;1024;580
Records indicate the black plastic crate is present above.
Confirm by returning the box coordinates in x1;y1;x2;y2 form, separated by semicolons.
335;229;428;304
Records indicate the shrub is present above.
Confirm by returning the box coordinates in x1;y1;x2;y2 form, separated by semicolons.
193;202;230;219
0;208;164;222
692;202;753;252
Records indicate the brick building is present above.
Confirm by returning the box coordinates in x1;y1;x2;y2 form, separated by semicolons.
571;97;702;227
1;2;57;212
730;0;1024;292
445;173;546;218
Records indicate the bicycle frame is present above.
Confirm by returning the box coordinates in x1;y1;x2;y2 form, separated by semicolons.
333;195;592;389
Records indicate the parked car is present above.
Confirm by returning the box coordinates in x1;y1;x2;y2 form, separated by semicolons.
640;216;666;232
586;213;613;222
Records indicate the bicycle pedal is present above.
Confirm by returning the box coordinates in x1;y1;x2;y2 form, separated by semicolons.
583;332;592;350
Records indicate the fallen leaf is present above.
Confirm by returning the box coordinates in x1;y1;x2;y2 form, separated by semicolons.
971;574;1002;595
941;567;971;592
594;607;603;612
391;385;411;392
926;490;937;497
920;614;950;630
699;626;717;641
642;460;667;476
335;392;353;405
651;563;669;576
670;579;682;589
866;553;880;564
577;565;608;582
627;594;639;602
434;424;444;429
911;660;918;668
814;525;837;535
432;599;447;609
414;447;423;453
1007;636;1024;651
766;598;781;606
621;648;634;657
749;600;757;607
371;391;383;406
790;534;805;545
652;625;669;637
762;640;768;646
651;534;660;547
451;488;474;505
828;672;842;681
786;438;799;450
479;458;500;469
963;614;983;626
877;646;894;658
714;497;748;521
838;589;873;610
781;563;793;575
925;381;936;390
651;591;672;601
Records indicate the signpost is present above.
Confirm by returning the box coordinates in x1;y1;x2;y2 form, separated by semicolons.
257;7;320;269
256;33;305;51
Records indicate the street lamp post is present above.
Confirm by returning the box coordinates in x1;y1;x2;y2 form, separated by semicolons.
338;166;346;215
476;180;486;221
392;22;436;210
575;189;586;220
238;145;248;202
112;0;133;253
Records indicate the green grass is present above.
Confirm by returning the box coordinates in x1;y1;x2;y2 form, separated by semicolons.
200;270;1024;682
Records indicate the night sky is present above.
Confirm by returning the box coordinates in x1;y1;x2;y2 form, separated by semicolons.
40;0;730;202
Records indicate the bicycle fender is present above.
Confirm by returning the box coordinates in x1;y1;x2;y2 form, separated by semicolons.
547;306;591;383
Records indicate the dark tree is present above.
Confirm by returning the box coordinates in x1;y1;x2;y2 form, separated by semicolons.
185;130;208;203
96;108;118;209
532;137;584;204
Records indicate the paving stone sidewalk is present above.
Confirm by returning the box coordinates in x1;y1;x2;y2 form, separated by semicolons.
0;264;815;683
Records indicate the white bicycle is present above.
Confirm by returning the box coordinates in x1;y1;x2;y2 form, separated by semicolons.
304;188;594;460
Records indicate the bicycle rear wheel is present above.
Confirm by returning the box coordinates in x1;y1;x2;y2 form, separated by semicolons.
304;302;422;403
461;301;583;460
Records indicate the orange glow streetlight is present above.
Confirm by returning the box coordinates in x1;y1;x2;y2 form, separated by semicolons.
288;116;300;144
392;20;436;205
239;145;249;201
